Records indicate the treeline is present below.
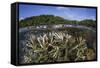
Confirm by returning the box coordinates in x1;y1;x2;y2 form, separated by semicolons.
19;15;96;28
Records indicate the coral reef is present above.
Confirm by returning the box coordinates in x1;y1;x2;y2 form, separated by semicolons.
20;30;96;64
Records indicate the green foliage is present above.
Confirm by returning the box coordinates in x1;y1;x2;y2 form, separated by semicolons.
79;19;96;28
19;15;96;28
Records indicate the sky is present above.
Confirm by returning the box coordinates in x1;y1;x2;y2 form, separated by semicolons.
19;4;96;21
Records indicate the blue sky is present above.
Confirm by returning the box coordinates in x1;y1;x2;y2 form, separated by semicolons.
19;4;96;21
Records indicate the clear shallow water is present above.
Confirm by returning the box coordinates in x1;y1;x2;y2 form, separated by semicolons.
18;24;96;64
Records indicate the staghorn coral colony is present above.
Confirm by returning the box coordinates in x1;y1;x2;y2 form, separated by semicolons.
19;28;96;64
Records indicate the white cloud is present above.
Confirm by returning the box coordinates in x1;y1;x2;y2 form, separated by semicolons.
57;7;65;9
19;17;24;21
56;7;70;10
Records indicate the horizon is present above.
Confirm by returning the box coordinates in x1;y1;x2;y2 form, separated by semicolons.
19;14;96;22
